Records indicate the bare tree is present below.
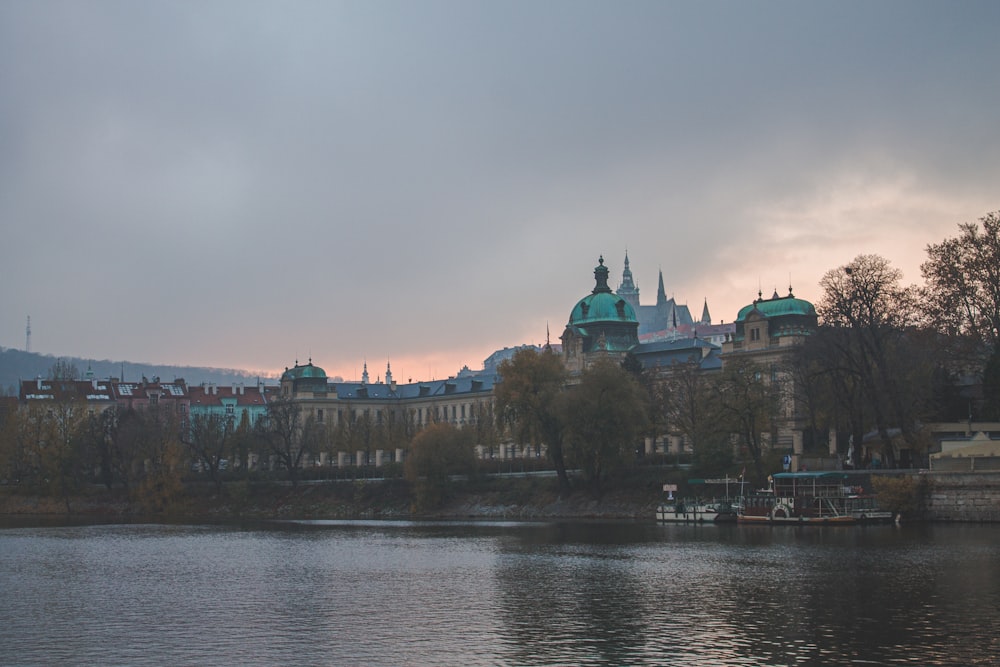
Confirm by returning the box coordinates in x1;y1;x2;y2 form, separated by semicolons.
923;211;1000;417
47;359;80;381
712;356;780;481
922;211;1000;350
184;413;232;492
649;359;730;474
818;254;923;467
257;398;320;484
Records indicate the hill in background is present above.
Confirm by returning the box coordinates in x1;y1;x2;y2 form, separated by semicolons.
0;347;275;395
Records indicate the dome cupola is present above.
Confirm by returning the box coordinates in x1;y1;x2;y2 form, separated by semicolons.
281;359;327;381
561;256;640;373
733;287;817;342
568;256;638;327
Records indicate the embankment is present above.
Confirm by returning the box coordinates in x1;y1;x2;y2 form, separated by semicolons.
0;475;663;522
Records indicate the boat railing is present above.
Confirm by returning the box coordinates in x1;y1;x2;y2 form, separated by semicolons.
818;497;847;518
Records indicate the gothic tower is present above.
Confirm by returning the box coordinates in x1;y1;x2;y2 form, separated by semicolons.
616;252;640;311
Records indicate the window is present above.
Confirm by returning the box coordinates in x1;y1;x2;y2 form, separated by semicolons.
750;328;760;342
317;409;324;423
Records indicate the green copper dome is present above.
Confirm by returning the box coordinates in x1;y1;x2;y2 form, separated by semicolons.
732;289;818;342
736;290;817;322
568;256;638;326
281;360;327;381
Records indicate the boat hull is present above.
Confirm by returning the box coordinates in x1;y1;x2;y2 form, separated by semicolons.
737;513;856;525
656;504;736;524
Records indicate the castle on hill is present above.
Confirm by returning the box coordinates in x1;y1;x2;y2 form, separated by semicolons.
614;252;733;346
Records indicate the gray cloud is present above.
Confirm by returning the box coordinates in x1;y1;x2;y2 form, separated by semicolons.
2;0;998;379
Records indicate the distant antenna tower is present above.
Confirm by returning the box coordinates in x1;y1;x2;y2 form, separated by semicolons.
25;316;31;353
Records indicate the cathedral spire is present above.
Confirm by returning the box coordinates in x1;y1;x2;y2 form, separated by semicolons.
656;270;667;307
619;251;636;290
616;251;640;309
701;298;711;324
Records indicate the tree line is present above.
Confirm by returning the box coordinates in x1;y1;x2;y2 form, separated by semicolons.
1;211;998;511
494;211;1000;489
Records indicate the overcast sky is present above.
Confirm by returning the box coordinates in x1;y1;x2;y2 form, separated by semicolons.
2;1;998;382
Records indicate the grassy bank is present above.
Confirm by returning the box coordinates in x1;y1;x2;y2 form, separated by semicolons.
0;468;672;522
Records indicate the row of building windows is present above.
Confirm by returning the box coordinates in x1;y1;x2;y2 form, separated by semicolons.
310;401;494;427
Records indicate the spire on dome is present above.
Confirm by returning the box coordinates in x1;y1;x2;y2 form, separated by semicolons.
592;256;612;294
362;361;369;385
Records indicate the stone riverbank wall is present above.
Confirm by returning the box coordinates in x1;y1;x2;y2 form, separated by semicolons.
922;471;1000;522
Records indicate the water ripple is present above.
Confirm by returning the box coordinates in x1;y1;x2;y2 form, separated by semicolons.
1;522;999;666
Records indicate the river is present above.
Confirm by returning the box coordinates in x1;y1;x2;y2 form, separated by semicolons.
1;519;998;666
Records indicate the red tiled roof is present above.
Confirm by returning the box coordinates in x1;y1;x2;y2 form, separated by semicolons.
20;379;116;403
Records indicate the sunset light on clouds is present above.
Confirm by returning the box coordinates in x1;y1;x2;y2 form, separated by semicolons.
1;1;997;382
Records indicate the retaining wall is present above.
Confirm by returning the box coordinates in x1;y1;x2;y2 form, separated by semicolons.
921;471;1000;522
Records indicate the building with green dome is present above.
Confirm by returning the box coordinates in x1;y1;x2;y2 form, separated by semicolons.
728;288;818;348
279;358;330;396
272;358;499;467
561;256;640;374
722;287;819;465
268;264;821;472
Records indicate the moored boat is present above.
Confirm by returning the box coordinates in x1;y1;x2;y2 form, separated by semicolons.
656;477;742;523
738;472;888;525
844;494;895;523
656;499;738;523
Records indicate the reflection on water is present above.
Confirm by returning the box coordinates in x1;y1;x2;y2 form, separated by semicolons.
1;520;999;666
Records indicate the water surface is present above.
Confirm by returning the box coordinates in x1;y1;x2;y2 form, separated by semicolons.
2;520;998;666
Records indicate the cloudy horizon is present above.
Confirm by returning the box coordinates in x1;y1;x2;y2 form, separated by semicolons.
2;1;998;382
